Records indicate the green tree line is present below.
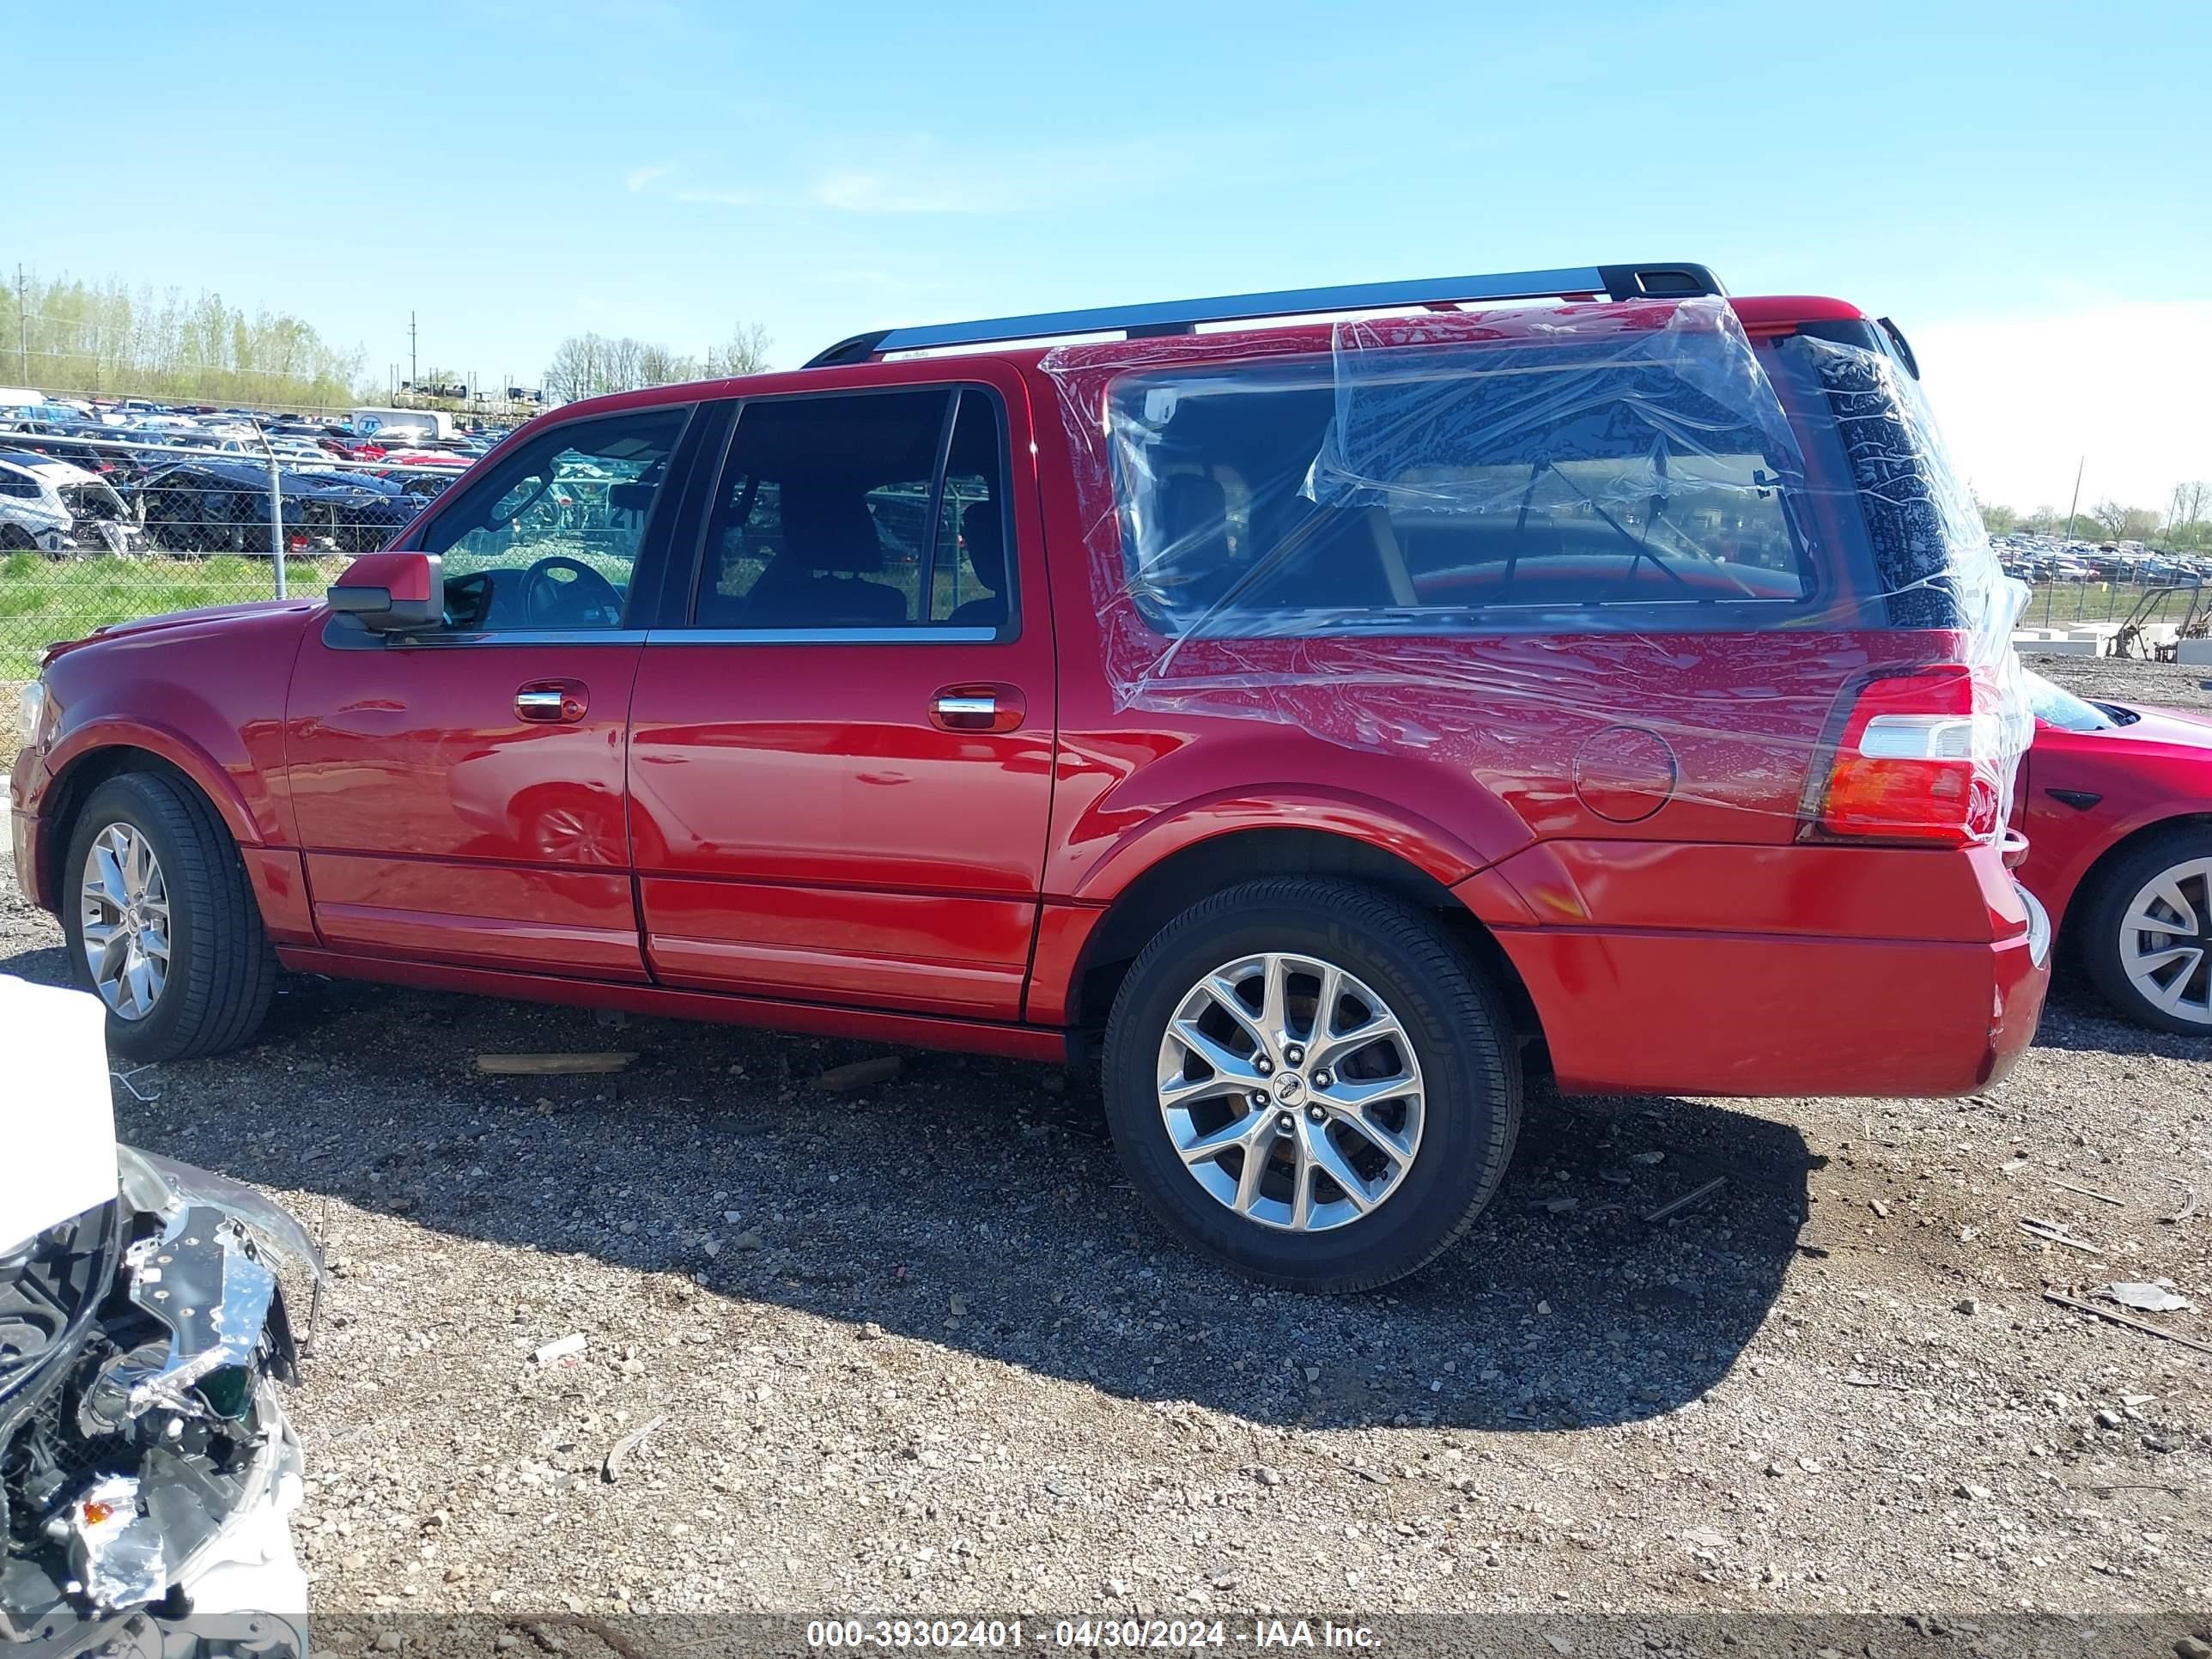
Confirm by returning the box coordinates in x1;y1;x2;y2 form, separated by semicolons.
1977;482;2212;552
1;270;366;410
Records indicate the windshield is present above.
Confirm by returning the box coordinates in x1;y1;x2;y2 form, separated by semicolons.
2024;668;2120;732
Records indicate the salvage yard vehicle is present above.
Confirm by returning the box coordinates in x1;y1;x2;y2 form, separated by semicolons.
2016;669;2212;1034
0;451;143;556
131;459;417;555
0;456;72;553
9;263;2051;1290
0;975;314;1656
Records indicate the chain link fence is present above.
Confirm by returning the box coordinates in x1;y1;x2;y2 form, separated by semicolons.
1;423;470;678
6;414;2209;684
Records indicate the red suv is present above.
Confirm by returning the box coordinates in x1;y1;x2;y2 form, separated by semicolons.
10;264;2049;1290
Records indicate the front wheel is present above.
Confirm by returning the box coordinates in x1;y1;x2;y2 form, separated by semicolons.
62;771;276;1062
1102;878;1522;1291
2078;827;2212;1035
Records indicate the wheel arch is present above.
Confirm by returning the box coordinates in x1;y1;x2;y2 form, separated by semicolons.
34;742;246;914
1060;825;1540;1055
2060;810;2212;961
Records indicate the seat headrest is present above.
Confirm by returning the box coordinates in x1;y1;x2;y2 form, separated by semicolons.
781;488;883;574
960;500;1006;594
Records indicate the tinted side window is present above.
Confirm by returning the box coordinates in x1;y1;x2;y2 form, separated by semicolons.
422;408;688;631
932;391;1011;626
690;387;1012;632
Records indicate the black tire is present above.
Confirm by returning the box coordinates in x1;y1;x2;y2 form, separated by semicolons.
61;771;276;1062
2077;824;2212;1036
1102;877;1522;1291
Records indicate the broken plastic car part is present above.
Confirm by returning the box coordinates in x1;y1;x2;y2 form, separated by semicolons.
1;975;319;1656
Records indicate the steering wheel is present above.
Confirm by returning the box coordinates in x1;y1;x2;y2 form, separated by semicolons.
522;556;623;627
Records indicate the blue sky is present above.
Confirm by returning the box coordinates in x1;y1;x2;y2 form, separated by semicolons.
7;0;2209;509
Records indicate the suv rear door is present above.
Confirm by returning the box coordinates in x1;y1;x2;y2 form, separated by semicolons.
283;405;702;978
625;367;1056;1020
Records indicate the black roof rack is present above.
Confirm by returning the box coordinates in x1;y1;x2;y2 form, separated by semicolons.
803;263;1723;368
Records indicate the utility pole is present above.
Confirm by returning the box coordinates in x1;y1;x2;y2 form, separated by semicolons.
2062;456;2085;542
408;312;418;390
15;264;27;385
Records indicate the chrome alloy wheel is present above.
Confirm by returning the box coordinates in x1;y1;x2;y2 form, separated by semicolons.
2118;857;2212;1026
1155;951;1424;1231
80;823;171;1020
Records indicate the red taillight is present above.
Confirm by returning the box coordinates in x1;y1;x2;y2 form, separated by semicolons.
1808;666;2003;847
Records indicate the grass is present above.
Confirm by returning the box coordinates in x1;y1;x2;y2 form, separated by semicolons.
0;553;337;678
2022;579;2209;632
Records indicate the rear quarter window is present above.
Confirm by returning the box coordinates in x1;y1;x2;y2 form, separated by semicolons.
1102;319;1824;639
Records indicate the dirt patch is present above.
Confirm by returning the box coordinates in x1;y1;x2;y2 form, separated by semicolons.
1;661;2207;1619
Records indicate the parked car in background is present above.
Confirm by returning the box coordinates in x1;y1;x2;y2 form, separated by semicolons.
0;455;71;552
2018;669;2212;1033
131;459;416;554
356;443;471;473
0;450;143;554
10;263;2050;1290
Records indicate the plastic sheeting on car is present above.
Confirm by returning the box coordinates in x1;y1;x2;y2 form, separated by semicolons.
1038;295;2030;847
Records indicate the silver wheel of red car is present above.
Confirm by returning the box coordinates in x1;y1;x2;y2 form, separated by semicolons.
62;772;277;1062
2115;855;2212;1026
1104;877;1520;1292
2078;827;2212;1036
79;823;171;1020
1155;951;1425;1231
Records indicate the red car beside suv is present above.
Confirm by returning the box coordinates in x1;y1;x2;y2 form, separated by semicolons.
10;263;2049;1289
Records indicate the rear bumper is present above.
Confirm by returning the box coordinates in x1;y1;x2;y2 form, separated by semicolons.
1488;890;2050;1098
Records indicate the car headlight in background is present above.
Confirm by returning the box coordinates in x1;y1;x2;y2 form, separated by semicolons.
16;678;48;750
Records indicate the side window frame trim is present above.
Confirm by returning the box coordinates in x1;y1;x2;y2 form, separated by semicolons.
392;400;708;638
673;379;1020;640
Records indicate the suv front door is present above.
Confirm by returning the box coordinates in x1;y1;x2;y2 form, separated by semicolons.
626;372;1056;1020
283;405;698;979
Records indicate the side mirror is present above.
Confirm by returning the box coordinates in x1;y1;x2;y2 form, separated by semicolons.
328;550;442;632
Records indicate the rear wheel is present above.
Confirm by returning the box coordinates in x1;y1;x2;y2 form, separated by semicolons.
62;772;276;1062
1102;878;1521;1291
2080;827;2212;1035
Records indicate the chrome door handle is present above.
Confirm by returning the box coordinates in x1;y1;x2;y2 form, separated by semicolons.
933;695;997;720
930;683;1022;732
516;683;587;722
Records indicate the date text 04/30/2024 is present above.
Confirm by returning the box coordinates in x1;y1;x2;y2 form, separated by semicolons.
804;1619;1381;1649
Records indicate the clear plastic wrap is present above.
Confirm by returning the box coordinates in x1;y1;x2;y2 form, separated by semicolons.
1040;295;2029;846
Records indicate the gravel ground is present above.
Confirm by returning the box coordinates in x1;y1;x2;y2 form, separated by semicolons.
1;658;2208;1628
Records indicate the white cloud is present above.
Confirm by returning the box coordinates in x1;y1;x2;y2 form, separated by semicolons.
1913;300;2212;515
623;163;669;193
